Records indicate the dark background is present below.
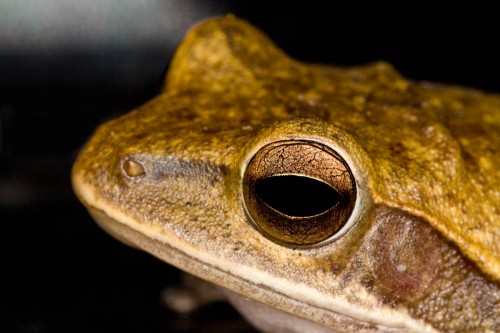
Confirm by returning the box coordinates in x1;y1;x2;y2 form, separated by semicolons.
2;2;498;332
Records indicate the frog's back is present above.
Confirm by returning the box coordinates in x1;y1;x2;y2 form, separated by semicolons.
311;64;500;280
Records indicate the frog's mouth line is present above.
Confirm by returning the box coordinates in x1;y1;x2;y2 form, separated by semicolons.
75;188;438;333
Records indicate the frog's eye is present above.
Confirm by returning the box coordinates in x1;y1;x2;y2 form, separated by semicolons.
243;140;356;246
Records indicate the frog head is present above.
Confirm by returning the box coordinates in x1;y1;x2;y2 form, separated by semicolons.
73;16;500;333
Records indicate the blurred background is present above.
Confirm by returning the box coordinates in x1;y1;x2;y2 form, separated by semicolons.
1;2;498;332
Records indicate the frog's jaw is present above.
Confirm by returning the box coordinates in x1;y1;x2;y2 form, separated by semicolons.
86;207;438;333
73;175;438;333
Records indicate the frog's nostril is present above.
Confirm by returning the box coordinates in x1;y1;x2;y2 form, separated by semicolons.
255;175;341;217
122;158;145;177
243;140;356;246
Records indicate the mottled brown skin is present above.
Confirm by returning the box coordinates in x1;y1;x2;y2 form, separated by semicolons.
73;16;500;332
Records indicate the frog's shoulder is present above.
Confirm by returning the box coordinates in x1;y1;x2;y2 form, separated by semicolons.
421;83;500;279
373;80;500;281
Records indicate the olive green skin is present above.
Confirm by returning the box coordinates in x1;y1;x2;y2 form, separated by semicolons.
73;16;500;332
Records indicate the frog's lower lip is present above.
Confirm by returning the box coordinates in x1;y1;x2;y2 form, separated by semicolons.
81;200;437;333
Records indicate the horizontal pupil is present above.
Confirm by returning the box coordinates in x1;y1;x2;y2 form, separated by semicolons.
255;175;341;217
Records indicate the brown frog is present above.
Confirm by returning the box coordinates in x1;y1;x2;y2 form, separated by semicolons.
72;15;500;333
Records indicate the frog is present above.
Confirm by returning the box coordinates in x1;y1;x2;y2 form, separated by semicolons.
72;15;500;333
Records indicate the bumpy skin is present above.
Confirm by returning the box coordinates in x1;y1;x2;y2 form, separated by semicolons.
73;16;500;332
